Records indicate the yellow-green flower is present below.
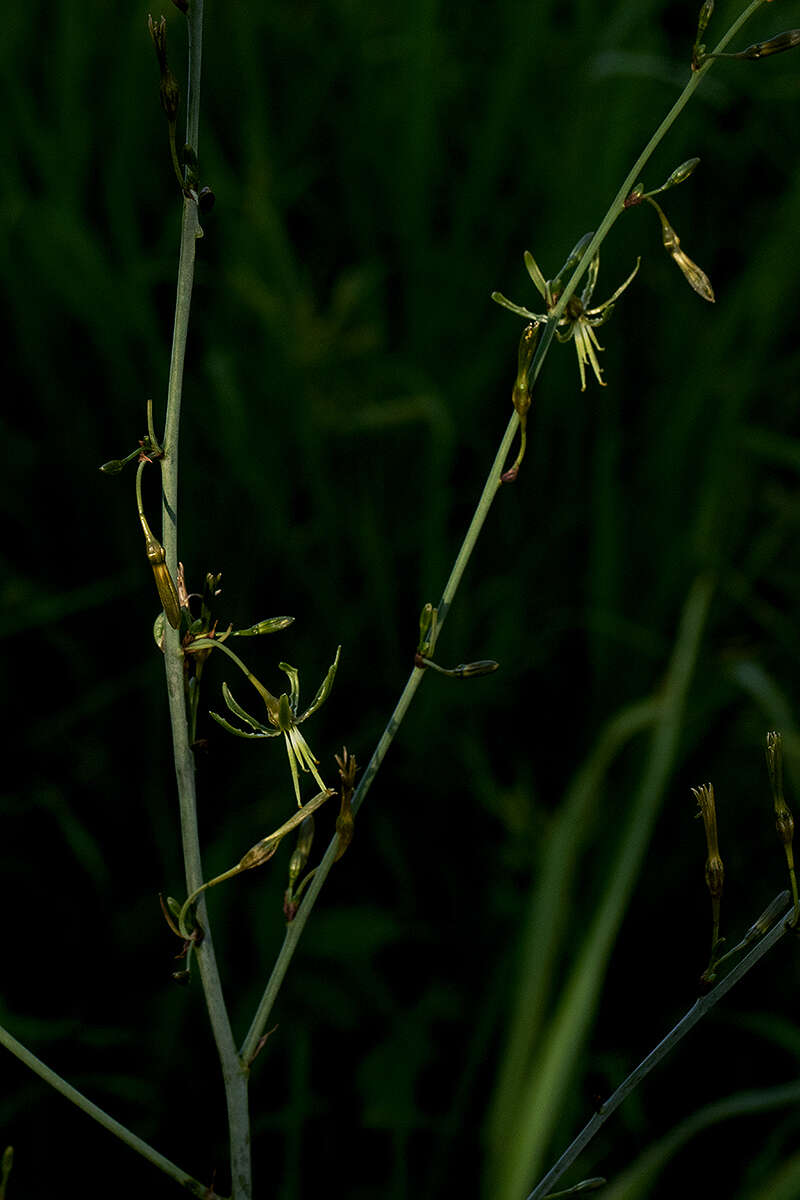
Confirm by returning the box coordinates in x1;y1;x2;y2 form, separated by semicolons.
211;647;341;806
493;247;639;391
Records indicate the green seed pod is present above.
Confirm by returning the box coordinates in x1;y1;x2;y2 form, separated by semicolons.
288;815;315;887
512;323;539;419
144;535;181;629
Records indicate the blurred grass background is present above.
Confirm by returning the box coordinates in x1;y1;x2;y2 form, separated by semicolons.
2;0;800;1196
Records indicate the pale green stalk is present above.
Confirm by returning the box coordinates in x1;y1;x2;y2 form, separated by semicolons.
240;0;769;1066
159;3;251;1197
524;898;795;1200
0;1022;209;1198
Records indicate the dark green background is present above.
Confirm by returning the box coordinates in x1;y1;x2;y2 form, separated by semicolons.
3;1;800;1196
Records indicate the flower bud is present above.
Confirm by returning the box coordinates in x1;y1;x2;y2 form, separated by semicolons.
697;0;714;36
739;29;800;59
623;182;645;208
288;815;315;887
451;660;500;678
233;616;295;637
646;198;714;302
662;157;701;190
334;747;357;861
148;14;180;122
693;782;724;900
100;458;127;475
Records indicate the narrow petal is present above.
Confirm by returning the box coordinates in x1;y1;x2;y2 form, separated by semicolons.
589;257;640;315
299;646;342;723
283;733;303;806
210;711;277;739
278;662;301;715
572;322;589;391
523;250;548;300
582;321;607;387
491;292;547;322
222;682;271;732
580;252;600;308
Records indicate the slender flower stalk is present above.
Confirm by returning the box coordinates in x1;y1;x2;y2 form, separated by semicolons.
157;3;252;1197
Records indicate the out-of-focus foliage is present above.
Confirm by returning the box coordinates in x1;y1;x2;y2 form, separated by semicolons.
2;1;800;1196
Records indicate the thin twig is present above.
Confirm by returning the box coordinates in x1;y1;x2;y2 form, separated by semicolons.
524;900;796;1200
0;1022;212;1199
158;2;252;1196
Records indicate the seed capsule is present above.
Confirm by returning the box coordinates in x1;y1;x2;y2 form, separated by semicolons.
145;534;181;629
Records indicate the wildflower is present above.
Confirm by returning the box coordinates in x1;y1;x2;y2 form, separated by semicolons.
210;647;341;806
492;247;639;391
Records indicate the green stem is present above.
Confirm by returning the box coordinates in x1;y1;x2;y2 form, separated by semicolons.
0;1021;211;1198
159;3;252;1197
549;0;767;326
239;1;768;1065
524;897;795;1200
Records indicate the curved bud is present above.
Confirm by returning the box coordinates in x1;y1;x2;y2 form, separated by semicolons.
238;788;334;871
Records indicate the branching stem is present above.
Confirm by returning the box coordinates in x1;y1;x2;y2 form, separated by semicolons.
524;900;796;1200
240;0;771;1065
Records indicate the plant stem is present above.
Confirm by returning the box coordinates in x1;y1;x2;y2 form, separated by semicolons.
0;1021;210;1198
524;898;795;1200
159;3;252;1196
549;0;767;327
240;0;769;1064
